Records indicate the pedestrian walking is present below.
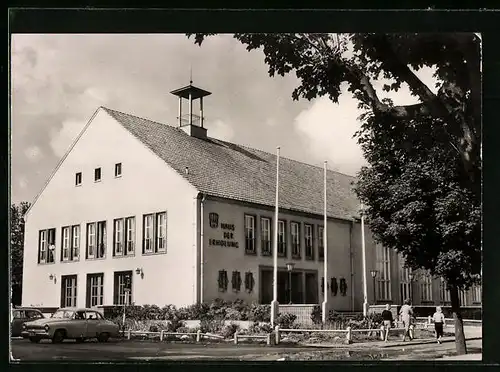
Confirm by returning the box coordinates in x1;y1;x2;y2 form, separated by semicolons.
432;306;446;344
381;304;393;342
400;299;414;342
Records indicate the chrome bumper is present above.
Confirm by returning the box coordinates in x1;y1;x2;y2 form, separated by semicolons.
22;330;50;338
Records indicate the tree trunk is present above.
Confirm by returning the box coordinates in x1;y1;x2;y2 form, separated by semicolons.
449;285;467;355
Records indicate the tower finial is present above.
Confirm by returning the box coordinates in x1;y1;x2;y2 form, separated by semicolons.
190;64;193;85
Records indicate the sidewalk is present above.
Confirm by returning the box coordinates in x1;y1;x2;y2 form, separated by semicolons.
437;353;482;361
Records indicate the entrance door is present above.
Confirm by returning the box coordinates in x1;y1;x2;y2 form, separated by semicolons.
291;272;303;304
305;272;318;304
260;269;273;304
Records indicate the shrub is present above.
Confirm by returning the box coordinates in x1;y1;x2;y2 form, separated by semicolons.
275;313;297;329
249;303;271;322
225;307;243;320
221;322;240;338
200;318;225;334
311;305;322;325
167;318;186;332
175;326;190;334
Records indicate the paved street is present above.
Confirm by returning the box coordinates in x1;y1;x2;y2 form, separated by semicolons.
10;337;482;361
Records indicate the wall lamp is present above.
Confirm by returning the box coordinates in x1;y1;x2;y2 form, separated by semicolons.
135;268;144;278
49;274;57;283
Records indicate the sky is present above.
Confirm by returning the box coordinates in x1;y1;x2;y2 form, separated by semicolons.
10;34;437;205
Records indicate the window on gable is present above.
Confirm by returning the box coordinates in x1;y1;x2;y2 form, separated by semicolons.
61;275;77;308
38;228;56;264
86;221;106;259
94;168;101;182
376;244;392;301
318;226;324;261
86;273;104;308
114;216;135;257
114;271;132;305
75;172;82;186
60;225;80;262
115;163;122;177
142;212;167;254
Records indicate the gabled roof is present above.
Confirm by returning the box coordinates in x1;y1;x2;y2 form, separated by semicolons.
103;107;360;221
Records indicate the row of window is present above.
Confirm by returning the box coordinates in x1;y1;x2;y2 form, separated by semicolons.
75;163;122;186
61;271;132;307
37;211;167;264
243;215;325;261
217;270;255;293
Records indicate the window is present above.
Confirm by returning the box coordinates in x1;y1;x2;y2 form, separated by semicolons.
75;172;82;186
142;212;167;254
113;217;135;256
244;215;256;254
318;226;324;260
86;221;106;259
61;226;71;261
231;271;242;292
61;225;80;262
86;273;104;308
94;167;101;182
156;212;167;252
399;266;411;303
114;271;132;305
440;279;451;304
291;222;300;258
376;244;391;301
304;224;314;260
421;271;433;302
61;275;77;308
71;225;80;260
261;217;271;256
38;228;56;264
115;163;122;177
472;285;481;304
459;290;467;306
278;220;286;257
113;218;124;256
218;270;228;292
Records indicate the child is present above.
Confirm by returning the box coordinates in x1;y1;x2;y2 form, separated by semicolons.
433;306;446;343
381;304;393;342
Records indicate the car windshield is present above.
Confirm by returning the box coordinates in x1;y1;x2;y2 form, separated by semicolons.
51;310;75;319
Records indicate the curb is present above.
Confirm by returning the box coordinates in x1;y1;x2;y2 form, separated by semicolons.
301;336;482;350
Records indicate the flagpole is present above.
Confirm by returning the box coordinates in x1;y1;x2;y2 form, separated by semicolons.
361;203;368;317
270;146;280;327
322;161;328;324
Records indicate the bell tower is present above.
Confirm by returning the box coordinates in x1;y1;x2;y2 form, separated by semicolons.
170;80;212;140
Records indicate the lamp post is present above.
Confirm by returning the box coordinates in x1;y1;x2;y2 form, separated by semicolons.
370;270;378;305
408;272;414;305
286;263;295;304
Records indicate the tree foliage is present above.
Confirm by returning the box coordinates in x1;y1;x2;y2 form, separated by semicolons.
11;202;30;305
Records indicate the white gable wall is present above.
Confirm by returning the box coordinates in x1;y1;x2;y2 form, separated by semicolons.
22;109;199;308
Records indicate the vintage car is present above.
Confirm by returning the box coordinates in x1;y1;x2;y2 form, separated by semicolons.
11;308;45;337
21;307;120;344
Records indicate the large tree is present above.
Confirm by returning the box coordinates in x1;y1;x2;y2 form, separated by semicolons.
11;202;30;306
187;33;481;355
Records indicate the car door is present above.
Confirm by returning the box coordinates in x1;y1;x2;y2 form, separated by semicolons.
85;311;99;338
11;310;26;337
66;311;88;338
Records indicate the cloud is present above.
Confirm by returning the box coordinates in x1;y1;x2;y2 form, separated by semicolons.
23;145;42;161
49;119;87;158
294;94;366;176
19;177;27;190
208;119;235;141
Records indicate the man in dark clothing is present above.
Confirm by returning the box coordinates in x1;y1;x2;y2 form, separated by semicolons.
381;304;394;342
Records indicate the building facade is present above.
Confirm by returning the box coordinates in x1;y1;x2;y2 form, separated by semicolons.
21;84;481;312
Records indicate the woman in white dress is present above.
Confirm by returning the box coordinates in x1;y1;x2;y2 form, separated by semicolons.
399;299;414;341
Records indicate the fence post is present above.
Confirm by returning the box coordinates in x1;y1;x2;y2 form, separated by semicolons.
127;329;131;340
234;331;239;345
409;324;414;340
196;330;201;343
160;330;164;341
428;316;432;326
274;325;280;345
346;326;352;344
380;325;385;341
266;333;271;346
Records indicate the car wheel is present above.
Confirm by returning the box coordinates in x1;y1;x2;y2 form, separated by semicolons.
97;332;110;343
52;330;65;344
29;336;41;343
75;337;84;344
